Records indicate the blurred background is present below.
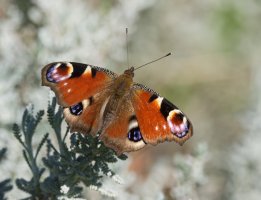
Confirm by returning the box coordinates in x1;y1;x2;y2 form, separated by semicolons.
0;0;260;199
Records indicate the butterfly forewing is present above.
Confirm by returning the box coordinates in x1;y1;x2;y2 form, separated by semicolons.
41;62;117;107
130;83;193;146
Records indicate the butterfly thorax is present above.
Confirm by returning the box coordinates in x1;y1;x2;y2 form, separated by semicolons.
111;67;134;97
114;71;133;93
101;70;134;125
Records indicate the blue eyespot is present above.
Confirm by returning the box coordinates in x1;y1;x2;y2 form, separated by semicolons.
46;63;71;83
128;127;142;142
174;121;190;138
46;65;57;83
69;102;83;115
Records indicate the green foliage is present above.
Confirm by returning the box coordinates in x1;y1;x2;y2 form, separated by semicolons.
0;148;13;200
12;98;127;199
13;105;47;199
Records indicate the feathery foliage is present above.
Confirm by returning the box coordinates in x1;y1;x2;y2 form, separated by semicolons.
12;98;127;199
0;148;13;200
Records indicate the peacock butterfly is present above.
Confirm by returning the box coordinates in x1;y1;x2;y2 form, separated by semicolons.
41;57;193;155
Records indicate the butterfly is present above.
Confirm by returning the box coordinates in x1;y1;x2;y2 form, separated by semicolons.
41;61;193;155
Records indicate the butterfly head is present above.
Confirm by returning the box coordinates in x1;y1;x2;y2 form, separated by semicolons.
123;67;134;78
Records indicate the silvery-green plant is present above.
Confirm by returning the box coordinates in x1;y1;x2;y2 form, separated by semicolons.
12;97;127;199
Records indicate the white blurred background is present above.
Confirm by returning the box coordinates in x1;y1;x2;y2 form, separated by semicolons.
0;0;260;199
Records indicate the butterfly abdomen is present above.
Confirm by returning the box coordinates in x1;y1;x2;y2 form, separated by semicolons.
102;74;133;126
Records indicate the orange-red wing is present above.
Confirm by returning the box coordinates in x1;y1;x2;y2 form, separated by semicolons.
42;62;117;107
131;84;193;146
100;96;146;155
63;92;110;136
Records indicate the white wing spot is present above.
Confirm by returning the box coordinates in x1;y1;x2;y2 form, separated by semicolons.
156;97;164;107
82;99;90;108
84;65;92;75
128;120;138;131
163;124;167;130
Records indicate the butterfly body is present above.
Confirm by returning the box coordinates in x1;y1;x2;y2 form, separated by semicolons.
99;70;133;130
42;62;193;154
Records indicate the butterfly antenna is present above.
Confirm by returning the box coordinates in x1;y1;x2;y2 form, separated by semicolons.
134;52;172;71
126;28;130;68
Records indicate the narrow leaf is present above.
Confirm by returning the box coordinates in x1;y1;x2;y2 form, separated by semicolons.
35;133;49;160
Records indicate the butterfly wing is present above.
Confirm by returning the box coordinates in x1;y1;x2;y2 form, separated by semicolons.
42;62;117;106
130;83;193;146
99;94;146;155
42;62;117;135
100;83;193;155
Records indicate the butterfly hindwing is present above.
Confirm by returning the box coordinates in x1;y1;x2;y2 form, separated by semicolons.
63;92;110;136
99;95;146;155
130;83;193;146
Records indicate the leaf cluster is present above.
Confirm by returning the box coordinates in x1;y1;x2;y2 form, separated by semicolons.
12;98;127;199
